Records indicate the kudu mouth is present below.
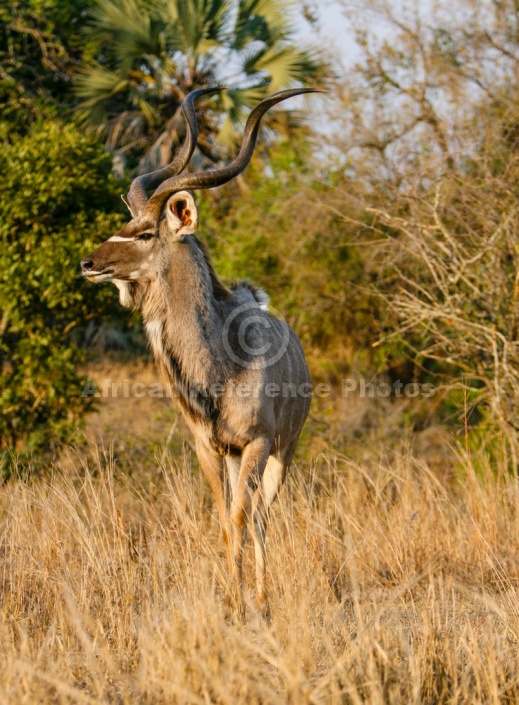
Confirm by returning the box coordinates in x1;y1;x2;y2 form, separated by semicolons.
84;271;115;283
80;257;115;282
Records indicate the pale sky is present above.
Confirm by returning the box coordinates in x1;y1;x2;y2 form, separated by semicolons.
295;0;360;68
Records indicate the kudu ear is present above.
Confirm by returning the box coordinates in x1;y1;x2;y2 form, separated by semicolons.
121;194;136;218
165;191;198;241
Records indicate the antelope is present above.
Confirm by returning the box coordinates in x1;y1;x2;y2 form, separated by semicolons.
80;87;317;620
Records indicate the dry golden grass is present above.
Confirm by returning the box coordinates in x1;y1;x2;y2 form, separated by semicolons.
1;435;519;704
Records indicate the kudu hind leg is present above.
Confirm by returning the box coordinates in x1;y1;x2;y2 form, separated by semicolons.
250;453;288;619
250;491;269;617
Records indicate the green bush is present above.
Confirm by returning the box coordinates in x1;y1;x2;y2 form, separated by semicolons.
0;120;124;466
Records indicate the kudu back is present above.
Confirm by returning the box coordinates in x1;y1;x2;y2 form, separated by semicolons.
81;87;317;620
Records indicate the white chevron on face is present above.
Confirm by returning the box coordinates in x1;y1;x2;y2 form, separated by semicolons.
108;235;137;242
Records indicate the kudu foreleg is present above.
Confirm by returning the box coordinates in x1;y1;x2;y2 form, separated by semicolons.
195;440;233;576
231;435;271;620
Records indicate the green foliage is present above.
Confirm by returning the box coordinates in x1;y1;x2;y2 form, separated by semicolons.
0;0;89;131
0;121;125;462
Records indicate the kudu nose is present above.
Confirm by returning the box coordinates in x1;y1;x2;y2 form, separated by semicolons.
81;258;94;271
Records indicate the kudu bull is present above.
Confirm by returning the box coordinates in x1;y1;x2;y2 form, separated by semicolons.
81;87;317;619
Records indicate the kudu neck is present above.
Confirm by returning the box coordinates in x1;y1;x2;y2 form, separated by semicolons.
141;236;228;385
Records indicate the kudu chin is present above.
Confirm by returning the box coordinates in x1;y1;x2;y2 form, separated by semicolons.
81;86;320;621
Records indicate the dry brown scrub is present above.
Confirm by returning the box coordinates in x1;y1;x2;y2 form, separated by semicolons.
1;439;518;704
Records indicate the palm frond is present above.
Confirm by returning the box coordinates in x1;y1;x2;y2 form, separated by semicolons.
88;0;163;69
234;0;294;48
135;96;158;126
158;0;179;25
199;0;235;43
174;0;234;54
217;85;269;145
241;44;319;91
74;64;163;136
75;65;129;115
223;85;268;113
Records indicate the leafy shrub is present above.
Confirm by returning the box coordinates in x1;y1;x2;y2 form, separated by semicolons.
0;120;124;465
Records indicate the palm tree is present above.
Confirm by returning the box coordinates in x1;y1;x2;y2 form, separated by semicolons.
75;0;322;174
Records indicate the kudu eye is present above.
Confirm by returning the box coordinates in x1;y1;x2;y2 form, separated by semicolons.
138;232;154;241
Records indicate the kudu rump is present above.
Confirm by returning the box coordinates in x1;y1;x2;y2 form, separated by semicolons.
81;87;317;619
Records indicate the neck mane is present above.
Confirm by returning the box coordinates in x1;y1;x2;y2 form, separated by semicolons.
192;236;231;302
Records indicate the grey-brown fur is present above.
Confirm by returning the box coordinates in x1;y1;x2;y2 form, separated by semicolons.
80;89;315;620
